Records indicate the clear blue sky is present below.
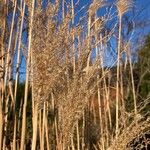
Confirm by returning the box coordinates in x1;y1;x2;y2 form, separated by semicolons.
18;0;150;80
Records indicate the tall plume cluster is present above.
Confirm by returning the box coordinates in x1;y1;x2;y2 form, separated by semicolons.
31;0;149;148
32;0;107;147
0;0;150;149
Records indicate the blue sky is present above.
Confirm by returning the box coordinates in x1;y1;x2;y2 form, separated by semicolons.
77;0;150;66
14;0;150;80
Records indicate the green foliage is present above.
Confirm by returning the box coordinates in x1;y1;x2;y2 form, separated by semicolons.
125;34;150;113
138;35;150;69
137;34;150;99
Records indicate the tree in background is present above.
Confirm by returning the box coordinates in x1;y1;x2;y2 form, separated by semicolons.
137;35;150;99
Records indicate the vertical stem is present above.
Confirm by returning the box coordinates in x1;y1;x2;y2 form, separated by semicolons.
86;11;91;74
39;111;42;149
129;50;137;116
120;64;126;128
76;121;80;150
31;104;38;150
4;0;17;90
116;14;122;137
0;1;6;146
82;111;85;150
97;81;105;150
62;0;65;19
13;3;25;150
20;0;35;149
0;99;2;150
103;88;109;148
44;103;50;150
41;103;46;150
71;0;76;73
2;96;9;150
14;0;25;108
71;135;75;150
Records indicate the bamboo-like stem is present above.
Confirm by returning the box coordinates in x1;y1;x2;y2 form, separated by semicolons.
103;88;109;149
9;21;19;150
14;0;25;109
55;117;59;150
41;103;46;150
115;0;132;137
129;50;137;116
99;32;107;149
86;11;92;74
0;0;6;104
71;135;75;150
120;64;126;128
13;3;25;150
71;0;76;74
2;96;9;150
0;0;6;144
115;14;122;137
44;103;50;150
0;100;2;150
101;66;112;129
20;0;35;149
96;27;105;149
12;23;20;150
62;0;65;19
97;81;105;150
39;111;42;149
31;104;38;150
4;0;17;93
82;111;85;150
52;92;59;150
76;121;80;150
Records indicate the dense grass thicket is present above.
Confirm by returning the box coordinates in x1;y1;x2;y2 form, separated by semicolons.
0;0;150;150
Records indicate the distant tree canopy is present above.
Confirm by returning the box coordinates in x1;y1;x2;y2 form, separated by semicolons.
138;35;150;71
137;34;150;99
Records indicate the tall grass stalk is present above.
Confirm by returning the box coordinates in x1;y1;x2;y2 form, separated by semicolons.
20;0;35;149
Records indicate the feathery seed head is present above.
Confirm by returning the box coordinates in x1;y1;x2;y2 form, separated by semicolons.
89;0;104;16
116;0;132;17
